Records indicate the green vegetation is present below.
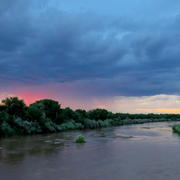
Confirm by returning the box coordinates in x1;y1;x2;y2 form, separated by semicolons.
75;135;85;143
172;124;180;134
0;96;180;138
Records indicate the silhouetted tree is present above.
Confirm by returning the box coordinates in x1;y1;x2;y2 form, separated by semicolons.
29;99;61;122
88;109;109;120
2;97;27;118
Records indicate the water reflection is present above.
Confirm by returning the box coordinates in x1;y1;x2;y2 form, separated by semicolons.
1;122;180;180
0;132;82;164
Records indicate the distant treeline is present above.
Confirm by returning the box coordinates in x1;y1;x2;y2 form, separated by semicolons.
0;97;180;137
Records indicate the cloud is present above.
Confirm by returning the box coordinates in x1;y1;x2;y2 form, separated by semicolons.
1;0;180;98
99;94;180;113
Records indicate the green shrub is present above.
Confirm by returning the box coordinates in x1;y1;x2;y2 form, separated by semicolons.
97;119;113;127
56;120;84;131
75;135;85;143
0;122;16;136
88;109;110;120
2;96;180;138
172;124;180;134
83;119;98;129
41;118;57;133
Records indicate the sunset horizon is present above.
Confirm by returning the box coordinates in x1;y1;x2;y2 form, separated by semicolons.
2;1;180;180
1;0;180;114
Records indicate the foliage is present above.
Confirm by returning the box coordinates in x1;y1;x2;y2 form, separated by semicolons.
27;105;43;121
0;121;16;136
57;107;78;123
2;97;27;118
0;96;180;138
57;120;84;131
29;99;61;122
75;135;85;143
88;109;110;120
172;124;180;134
13;117;42;134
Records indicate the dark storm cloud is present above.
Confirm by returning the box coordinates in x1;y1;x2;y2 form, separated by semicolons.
1;0;180;96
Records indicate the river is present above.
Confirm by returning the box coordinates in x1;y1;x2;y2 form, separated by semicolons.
1;122;180;180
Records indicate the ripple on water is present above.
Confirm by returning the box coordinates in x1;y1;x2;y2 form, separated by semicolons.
1;122;180;180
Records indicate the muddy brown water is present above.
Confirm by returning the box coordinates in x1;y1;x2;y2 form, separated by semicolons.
1;122;180;180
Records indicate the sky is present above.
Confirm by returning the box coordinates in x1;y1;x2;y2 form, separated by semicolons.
1;0;180;113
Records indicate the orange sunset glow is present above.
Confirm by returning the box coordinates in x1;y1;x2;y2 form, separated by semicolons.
2;1;180;179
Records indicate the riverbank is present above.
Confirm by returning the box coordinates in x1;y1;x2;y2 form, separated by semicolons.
1;117;180;138
1;97;180;138
1;122;180;180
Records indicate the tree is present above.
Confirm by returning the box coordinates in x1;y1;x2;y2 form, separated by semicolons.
27;105;43;121
75;109;87;118
29;99;61;122
56;107;79;124
88;108;110;120
2;97;27;118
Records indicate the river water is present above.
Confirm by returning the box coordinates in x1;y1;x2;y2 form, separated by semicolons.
1;122;180;180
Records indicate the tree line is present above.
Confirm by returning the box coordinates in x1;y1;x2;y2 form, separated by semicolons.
0;97;180;137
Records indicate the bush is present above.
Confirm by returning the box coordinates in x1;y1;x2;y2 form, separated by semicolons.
83;119;99;129
57;120;84;131
88;109;110;120
172;124;180;134
39;118;57;133
75;135;85;143
29;99;61;122
0;122;16;136
2;96;180;138
2;97;27;118
13;117;42;134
